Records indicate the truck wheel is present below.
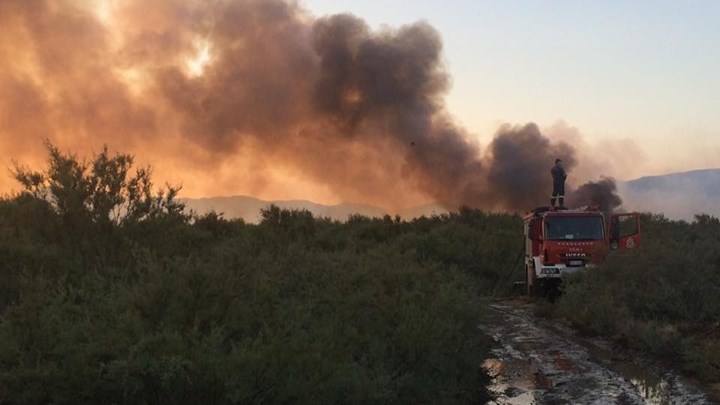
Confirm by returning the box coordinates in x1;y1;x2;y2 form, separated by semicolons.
545;278;562;303
526;265;536;296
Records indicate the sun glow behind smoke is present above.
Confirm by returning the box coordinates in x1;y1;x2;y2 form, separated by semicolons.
93;0;112;23
187;41;211;77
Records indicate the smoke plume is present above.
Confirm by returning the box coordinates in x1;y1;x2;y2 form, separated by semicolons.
570;177;623;212
0;0;621;212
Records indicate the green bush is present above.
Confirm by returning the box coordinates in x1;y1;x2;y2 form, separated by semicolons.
0;221;497;404
0;144;527;403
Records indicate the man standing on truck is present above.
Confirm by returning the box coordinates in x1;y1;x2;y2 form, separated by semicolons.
550;158;567;208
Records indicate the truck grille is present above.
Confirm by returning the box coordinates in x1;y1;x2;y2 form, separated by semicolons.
561;252;588;258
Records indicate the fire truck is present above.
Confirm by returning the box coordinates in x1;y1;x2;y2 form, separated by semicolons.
523;206;641;296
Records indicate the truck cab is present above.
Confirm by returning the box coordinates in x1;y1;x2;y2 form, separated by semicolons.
523;206;641;297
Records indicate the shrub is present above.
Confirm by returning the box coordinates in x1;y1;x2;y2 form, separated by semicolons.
553;213;720;381
0;145;518;403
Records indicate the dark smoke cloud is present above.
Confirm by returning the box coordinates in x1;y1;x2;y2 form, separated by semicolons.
0;0;621;212
485;123;577;210
570;177;623;212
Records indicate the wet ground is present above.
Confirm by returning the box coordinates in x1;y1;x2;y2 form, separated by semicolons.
480;299;715;404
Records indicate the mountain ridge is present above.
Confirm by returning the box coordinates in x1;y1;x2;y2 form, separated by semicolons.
618;168;720;220
182;195;448;224
183;168;720;223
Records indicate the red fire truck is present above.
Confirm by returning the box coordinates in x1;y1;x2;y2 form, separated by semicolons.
523;206;641;296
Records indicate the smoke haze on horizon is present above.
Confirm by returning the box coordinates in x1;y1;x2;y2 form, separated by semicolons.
0;0;623;212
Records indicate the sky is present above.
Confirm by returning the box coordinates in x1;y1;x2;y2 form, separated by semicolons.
1;0;718;210
303;0;720;177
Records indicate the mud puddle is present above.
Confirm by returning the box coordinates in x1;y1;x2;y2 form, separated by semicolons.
480;299;713;404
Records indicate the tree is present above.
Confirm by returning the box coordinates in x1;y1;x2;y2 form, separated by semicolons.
13;140;186;226
11;140;188;267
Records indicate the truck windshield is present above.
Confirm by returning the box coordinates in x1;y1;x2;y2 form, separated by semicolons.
545;216;604;241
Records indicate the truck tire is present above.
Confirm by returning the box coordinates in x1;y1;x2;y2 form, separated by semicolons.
545;278;562;303
526;264;536;296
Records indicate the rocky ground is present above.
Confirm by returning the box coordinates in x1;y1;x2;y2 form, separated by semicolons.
480;299;716;404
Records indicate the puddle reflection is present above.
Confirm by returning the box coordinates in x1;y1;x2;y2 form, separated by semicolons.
482;358;545;405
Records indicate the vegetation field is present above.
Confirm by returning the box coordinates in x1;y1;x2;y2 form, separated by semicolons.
0;144;524;404
2;143;718;403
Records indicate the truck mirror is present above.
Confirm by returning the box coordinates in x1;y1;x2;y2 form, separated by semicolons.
610;216;620;242
527;219;538;240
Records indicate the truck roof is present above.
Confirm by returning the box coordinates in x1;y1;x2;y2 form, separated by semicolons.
523;205;604;220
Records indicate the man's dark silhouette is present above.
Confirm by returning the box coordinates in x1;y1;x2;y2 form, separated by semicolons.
550;158;567;208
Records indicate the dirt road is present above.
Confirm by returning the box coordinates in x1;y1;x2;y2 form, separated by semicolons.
480;299;715;404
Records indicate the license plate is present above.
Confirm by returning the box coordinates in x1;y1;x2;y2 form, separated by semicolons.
569;260;583;266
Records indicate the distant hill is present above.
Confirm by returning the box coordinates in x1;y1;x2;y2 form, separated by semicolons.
183;169;720;223
618;168;720;220
182;195;448;223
